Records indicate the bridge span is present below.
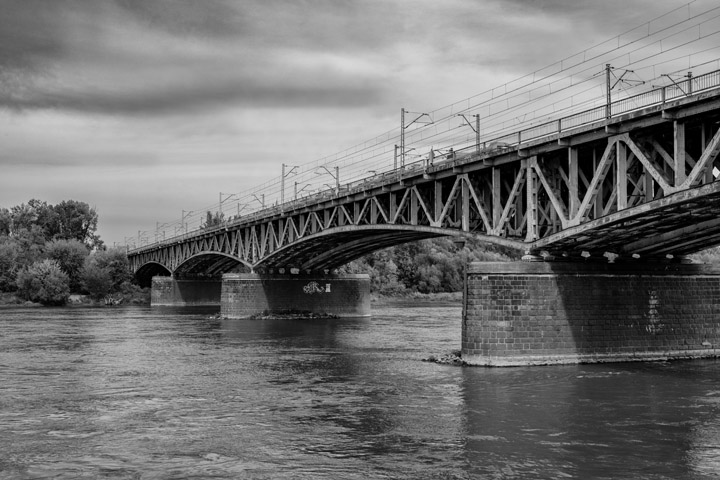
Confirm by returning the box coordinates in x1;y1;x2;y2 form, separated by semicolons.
129;74;720;281
128;69;720;367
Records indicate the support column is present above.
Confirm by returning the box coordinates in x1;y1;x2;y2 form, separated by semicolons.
525;159;538;241
568;147;579;219
221;273;371;318
616;140;627;210
675;120;687;186
151;276;222;306
462;262;720;366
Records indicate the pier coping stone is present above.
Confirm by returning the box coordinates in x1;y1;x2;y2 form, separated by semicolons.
467;261;720;276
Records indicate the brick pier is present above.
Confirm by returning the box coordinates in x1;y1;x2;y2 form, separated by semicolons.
221;273;371;318
462;262;720;366
151;276;222;306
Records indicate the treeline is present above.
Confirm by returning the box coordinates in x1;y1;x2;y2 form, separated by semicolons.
338;236;520;294
0;199;141;305
341;239;720;295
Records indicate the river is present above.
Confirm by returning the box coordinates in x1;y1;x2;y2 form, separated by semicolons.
1;302;719;479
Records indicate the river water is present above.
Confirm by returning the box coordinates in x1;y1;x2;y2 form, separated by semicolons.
1;302;720;479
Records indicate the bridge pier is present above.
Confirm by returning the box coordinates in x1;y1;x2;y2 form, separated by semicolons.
220;273;371;318
463;262;720;366
151;276;222;306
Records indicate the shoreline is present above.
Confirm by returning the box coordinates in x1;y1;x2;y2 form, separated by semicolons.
372;290;462;304
1;290;461;307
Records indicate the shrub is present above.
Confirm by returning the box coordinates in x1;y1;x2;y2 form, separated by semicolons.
81;262;113;300
81;247;133;299
16;259;70;305
45;238;89;292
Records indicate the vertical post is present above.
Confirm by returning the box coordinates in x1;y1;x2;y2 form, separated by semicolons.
702;123;714;184
674;120;686;186
389;191;397;220
400;108;406;168
394;144;398;170
492;167;502;231
524;158;538;241
461;178;470;232
475;114;480;153
593;148;603;219
568;147;579;219
410;190;418;226
294;181;298;200
644;169;655;202
616;140;627;210
605;64;612;120
335;166;340;194
434;180;443;225
281;163;286;204
687;71;693;95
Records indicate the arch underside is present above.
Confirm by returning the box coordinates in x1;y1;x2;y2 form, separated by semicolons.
134;225;526;279
174;252;250;278
257;225;525;272
135;262;172;288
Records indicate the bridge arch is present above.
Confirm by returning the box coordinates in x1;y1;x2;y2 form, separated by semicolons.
255;224;525;272
175;252;252;278
135;261;172;288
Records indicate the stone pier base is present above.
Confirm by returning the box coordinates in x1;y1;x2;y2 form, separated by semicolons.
151;276;221;306
220;273;371;318
462;262;720;366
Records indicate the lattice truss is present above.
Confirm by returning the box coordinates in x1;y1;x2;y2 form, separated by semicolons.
130;113;720;279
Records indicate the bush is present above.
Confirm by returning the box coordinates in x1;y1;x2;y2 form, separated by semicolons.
81;247;133;300
81;262;113;300
16;259;70;305
45;238;89;292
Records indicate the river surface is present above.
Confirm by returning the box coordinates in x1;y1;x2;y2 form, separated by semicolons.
1;302;720;479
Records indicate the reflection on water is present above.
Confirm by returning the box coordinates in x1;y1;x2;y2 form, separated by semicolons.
1;303;719;479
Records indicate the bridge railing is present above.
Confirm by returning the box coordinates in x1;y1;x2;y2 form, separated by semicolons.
492;68;720;150
129;68;720;254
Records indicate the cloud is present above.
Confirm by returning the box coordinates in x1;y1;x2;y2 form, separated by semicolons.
0;0;395;115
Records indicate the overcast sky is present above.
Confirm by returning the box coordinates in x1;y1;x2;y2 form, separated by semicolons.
0;0;714;246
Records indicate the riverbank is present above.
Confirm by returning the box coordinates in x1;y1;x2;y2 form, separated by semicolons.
1;289;458;307
372;290;462;304
0;290;151;307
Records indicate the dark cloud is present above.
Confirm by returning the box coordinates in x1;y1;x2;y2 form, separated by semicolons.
0;0;394;115
1;79;385;114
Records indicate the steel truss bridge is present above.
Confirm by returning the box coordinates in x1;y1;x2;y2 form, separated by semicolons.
129;71;720;285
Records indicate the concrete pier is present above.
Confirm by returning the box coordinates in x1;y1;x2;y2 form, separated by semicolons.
151;277;222;306
462;262;720;366
220;273;371;318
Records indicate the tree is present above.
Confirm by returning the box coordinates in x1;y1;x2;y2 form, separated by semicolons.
202;211;224;229
11;225;47;270
9;203;38;233
0;239;21;291
16;259;70;305
45;239;90;292
53;200;102;249
81;262;113;300
0;208;11;236
81;247;132;295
